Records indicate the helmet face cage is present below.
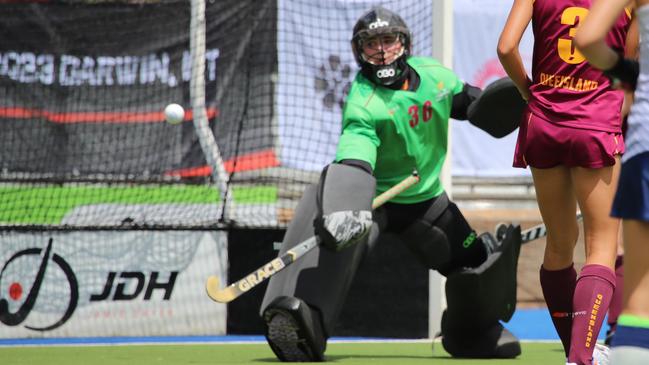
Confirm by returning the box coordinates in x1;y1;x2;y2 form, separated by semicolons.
351;6;412;86
358;33;406;65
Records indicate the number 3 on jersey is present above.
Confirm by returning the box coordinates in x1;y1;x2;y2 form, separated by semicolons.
558;6;588;64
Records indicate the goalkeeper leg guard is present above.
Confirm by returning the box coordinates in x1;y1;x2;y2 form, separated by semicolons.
441;224;522;358
263;296;326;362
399;193;491;275
261;178;377;354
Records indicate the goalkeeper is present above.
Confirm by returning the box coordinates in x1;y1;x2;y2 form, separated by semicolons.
260;5;523;362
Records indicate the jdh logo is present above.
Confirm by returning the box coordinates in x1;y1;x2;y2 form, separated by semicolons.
0;238;179;331
90;271;178;301
0;239;77;331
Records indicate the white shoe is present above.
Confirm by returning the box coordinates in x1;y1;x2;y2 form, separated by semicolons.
593;343;610;365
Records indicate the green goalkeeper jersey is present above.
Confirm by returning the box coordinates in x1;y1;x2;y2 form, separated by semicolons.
335;56;464;204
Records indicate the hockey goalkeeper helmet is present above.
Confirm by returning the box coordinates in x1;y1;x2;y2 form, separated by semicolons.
352;6;411;87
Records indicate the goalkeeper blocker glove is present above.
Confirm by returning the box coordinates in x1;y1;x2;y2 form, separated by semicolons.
313;163;375;252
315;210;373;251
604;53;639;91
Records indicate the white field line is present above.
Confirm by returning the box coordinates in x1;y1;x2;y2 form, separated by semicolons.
0;338;561;348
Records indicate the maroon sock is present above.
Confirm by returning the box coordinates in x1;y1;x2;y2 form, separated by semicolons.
540;264;577;357
607;255;624;332
568;264;616;365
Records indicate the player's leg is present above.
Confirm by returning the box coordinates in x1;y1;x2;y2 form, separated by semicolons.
567;161;621;365
260;164;376;362
261;184;328;362
396;194;521;358
398;193;495;274
607;111;629;347
531;165;580;357
610;219;649;364
605;245;624;346
608;152;649;363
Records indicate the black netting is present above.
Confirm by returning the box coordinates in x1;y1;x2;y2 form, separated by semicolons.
0;0;433;229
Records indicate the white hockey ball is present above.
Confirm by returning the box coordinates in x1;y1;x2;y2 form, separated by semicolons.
164;103;185;124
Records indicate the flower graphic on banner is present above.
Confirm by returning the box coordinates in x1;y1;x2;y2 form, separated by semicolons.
473;56;533;88
473;58;508;88
314;55;353;110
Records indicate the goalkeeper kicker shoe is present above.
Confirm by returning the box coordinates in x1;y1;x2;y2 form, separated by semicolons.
263;296;326;362
441;320;521;358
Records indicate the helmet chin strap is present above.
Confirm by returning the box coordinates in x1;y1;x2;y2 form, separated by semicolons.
359;43;407;87
362;56;409;87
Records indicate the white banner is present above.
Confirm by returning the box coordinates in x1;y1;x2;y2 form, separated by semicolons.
451;0;534;177
0;231;227;337
277;0;433;171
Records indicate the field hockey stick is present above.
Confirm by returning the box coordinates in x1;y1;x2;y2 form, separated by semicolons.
206;171;420;303
495;212;584;244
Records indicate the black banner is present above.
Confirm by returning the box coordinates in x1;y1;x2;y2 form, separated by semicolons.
0;1;277;180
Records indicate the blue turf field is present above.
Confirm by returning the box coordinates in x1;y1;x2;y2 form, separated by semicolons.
507;308;608;341
0;308;609;346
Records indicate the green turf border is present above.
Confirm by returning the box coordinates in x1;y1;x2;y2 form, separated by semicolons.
0;341;566;365
0;185;277;225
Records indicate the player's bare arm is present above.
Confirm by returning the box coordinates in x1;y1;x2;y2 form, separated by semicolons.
497;0;533;100
576;0;639;90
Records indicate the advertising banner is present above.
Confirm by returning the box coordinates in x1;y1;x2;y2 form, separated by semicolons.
0;2;278;179
0;231;227;337
451;0;534;177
